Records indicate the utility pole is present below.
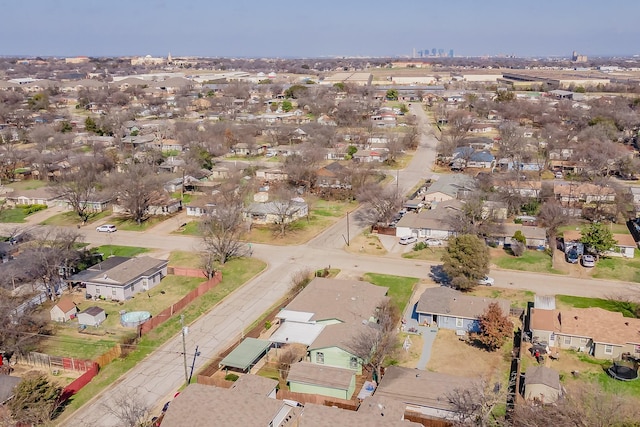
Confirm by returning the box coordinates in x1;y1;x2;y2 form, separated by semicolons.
180;314;188;384
346;211;350;246
188;345;201;384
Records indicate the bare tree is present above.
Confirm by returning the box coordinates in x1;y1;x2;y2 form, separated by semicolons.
109;162;165;224
355;183;403;226
199;181;247;270
538;201;569;246
350;298;399;382
268;187;306;236
447;378;511;427
49;159;104;223
102;388;151;427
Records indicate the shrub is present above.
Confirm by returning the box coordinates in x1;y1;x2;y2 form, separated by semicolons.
264;320;272;330
19;204;47;215
224;373;239;382
413;242;427;251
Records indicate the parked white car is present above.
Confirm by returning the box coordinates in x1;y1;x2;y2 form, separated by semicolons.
477;276;495;286
399;235;417;245
581;254;596;268
424;238;444;246
96;224;117;233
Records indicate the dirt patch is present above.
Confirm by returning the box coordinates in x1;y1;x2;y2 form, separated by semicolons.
426;329;510;379
344;233;387;256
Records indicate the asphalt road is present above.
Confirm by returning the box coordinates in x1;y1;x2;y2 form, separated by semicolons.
35;104;638;426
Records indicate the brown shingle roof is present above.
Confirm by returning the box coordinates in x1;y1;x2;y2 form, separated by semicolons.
55;295;76;313
299;402;420;427
160;383;289;427
531;307;640;345
284;278;388;324
287;361;353;391
375;366;474;412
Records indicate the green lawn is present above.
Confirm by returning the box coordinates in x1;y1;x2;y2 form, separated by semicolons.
168;250;204;268
0;207;29;223
592;253;640;283
111;216;166;231
402;247;446;261
40;210;112;226
5;180;47;191
493;250;566;275
60;257;266;415
94;245;149;258
572;353;640;397
556;295;640;318
362;273;418;313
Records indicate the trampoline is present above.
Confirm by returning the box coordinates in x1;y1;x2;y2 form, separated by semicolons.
120;311;151;327
607;362;638;381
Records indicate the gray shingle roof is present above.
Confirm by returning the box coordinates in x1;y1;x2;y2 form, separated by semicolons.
525;366;560;390
416;287;511;320
288;361;354;391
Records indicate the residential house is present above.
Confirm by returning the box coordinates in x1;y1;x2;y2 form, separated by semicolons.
563;230;636;258
50;295;78;322
630;187;640;216
287;361;356;400
77;306;106;327
298;401;421;427
158;157;186;174
243;200;308;225
353;149;389;163
554;183;616;205
482;201;508;221
529;305;640;360
423;174;476;203
3;188;61;208
315;162;350;189
112;193;182;217
489;224;548;249
493;180;542;199
273;278;390;375
185;198;216;217
415;287;511;332
375;366;477;421
523;366;562;404
70;256;168;301
394;199;462;239
255;168;289;182
451;147;495;170
160;382;292;427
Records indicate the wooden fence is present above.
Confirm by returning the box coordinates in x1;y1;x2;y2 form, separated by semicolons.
16;352;93;372
167;266;208;278
59;362;99;402
404;411;452;427
94;343;122;368
277;390;358;410
196;375;234;389
139;271;222;335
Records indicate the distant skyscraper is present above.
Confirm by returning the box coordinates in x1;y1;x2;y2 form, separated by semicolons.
449;49;454;58
431;48;437;56
438;48;444;56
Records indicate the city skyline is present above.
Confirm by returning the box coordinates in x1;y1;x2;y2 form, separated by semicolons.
2;0;639;59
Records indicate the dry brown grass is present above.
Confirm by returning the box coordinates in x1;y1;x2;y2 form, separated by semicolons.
426;329;511;378
345;233;387;256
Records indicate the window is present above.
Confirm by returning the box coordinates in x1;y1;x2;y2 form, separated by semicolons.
604;345;613;355
455;318;464;328
350;357;358;369
564;336;571;345
316;352;324;364
112;290;116;296
96;288;101;295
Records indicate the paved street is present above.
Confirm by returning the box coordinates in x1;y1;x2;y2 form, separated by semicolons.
9;103;632;426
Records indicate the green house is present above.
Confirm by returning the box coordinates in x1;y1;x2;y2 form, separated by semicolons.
287;361;356;400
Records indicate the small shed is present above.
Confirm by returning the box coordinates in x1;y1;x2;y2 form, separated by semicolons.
218;338;271;372
77;306;106;327
524;366;561;404
50;295;78;322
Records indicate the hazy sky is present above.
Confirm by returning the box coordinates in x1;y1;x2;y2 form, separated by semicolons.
2;0;639;58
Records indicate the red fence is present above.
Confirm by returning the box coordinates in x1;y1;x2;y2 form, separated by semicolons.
139;271;222;335
59;362;99;402
167;266;208;278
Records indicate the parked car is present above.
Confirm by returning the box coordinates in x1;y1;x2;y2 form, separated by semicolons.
554;171;563;179
477;276;495;286
581;254;596;267
424;238;444;246
96;224;117;233
399;235;417;245
566;248;579;263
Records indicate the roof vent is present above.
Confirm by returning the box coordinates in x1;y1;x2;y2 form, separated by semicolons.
625;322;629;326
574;316;578;320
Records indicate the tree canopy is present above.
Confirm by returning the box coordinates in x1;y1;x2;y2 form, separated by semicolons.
472;302;512;351
8;372;62;425
441;234;490;291
580;222;617;257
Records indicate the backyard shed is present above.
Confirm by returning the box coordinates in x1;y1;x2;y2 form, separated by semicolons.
218;338;271;372
50;295;78;322
77;306;106;327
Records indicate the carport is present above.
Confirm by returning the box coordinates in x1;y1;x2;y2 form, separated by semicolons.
218;338;271;373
